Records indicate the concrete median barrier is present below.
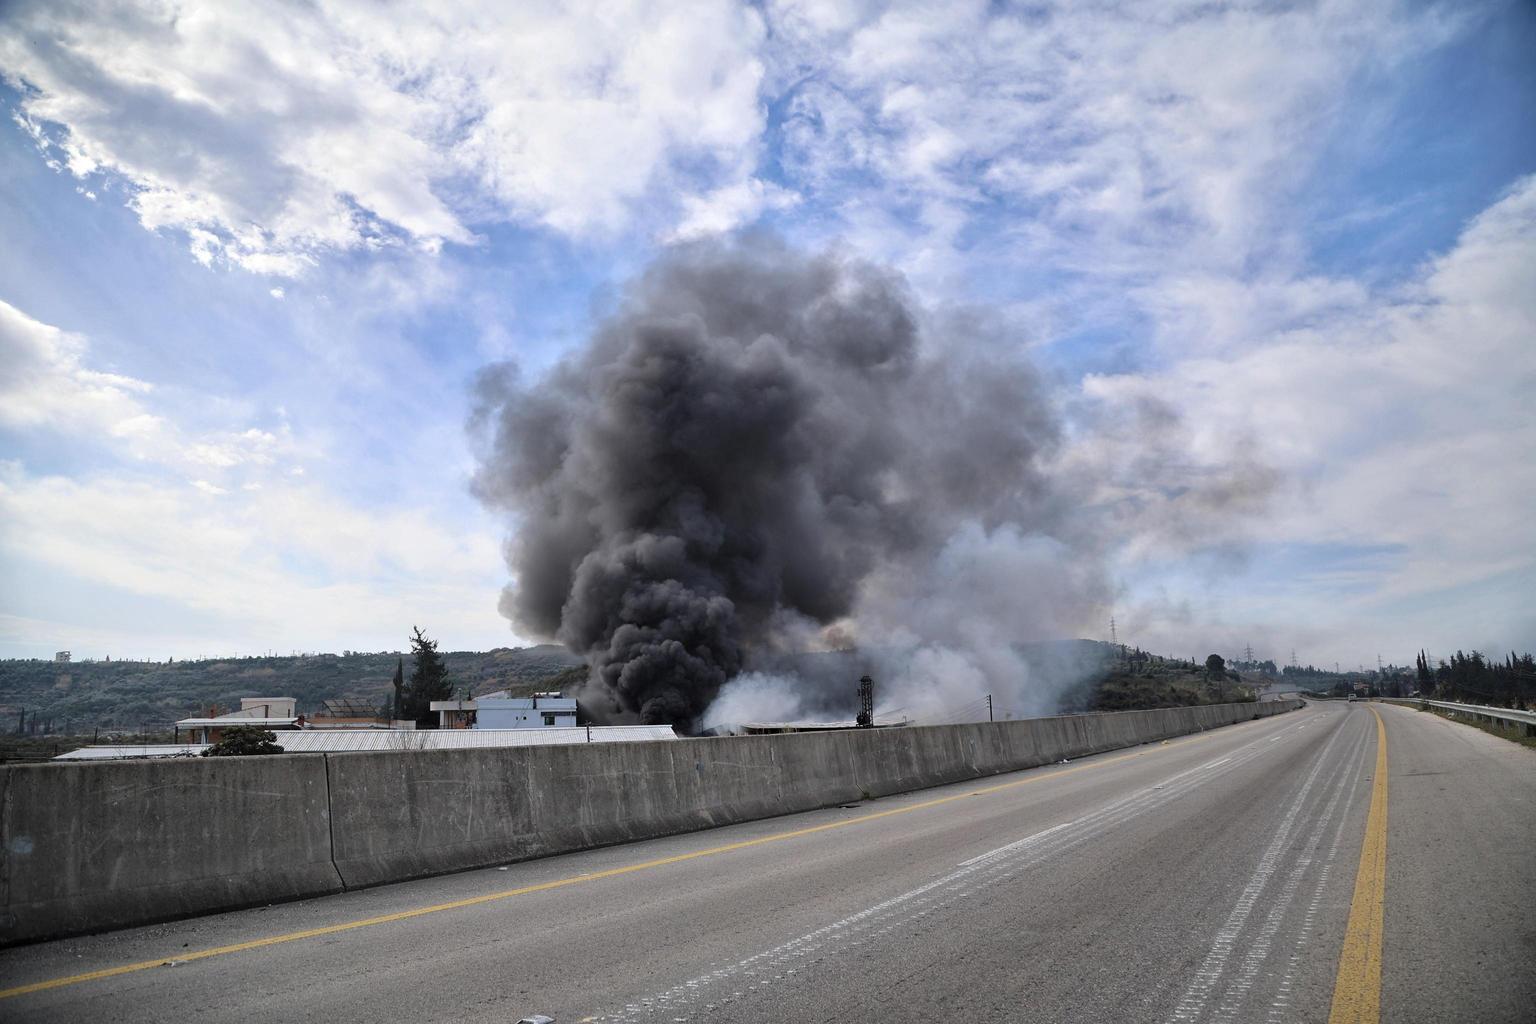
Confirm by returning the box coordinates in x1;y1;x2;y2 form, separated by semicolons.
1;699;1299;944
0;753;340;945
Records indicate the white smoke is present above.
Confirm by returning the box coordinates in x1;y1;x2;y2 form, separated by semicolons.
700;672;807;731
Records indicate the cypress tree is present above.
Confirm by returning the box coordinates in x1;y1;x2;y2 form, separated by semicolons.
390;656;404;721
403;627;453;728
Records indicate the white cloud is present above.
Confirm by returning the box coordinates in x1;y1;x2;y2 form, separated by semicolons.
0;299;305;473
668;178;800;241
1075;176;1536;657
0;300;513;657
0;0;1466;295
0;298;158;435
1;0;768;275
766;0;1458;291
183;429;283;470
449;2;768;234
0;467;509;656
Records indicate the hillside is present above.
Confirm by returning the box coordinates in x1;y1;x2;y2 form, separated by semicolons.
0;645;584;733
1056;646;1259;711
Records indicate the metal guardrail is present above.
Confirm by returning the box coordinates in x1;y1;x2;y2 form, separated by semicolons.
1377;697;1536;736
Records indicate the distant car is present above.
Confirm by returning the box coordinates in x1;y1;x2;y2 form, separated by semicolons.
1347;694;1358;702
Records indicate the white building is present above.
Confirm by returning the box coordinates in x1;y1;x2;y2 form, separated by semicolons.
174;696;300;743
430;691;578;730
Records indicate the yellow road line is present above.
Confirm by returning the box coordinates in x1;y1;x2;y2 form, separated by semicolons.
0;713;1291;1001
1329;705;1389;1024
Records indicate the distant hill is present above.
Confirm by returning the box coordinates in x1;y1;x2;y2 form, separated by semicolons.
0;645;584;732
1057;645;1260;711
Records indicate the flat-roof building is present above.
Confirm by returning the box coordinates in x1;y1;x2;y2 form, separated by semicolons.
430;691;578;730
174;696;300;743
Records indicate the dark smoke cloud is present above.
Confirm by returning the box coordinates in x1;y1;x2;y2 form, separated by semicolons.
470;235;1082;727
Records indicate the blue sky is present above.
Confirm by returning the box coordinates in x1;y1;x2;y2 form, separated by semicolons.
1;0;1532;668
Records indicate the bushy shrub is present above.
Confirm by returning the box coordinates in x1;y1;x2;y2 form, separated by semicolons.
202;726;285;757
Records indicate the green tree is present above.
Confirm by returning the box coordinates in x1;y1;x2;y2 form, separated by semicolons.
1205;654;1227;701
402;626;453;727
202;726;284;757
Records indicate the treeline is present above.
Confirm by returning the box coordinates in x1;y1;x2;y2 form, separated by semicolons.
1413;650;1534;709
1282;664;1350;678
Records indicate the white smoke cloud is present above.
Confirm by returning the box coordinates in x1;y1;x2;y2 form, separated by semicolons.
700;672;807;731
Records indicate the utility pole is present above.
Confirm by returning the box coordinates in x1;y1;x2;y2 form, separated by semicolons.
1243;642;1255;664
1109;616;1118;646
986;694;994;722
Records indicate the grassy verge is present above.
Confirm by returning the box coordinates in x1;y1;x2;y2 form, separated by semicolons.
1421;706;1536;750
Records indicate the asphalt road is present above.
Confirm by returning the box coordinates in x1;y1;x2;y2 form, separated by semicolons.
2;702;1532;1023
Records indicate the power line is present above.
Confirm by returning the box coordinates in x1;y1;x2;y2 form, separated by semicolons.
922;696;996;726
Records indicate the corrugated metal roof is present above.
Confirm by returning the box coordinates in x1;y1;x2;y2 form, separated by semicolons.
174;717;300;727
280;726;675;752
55;745;205;760
55;725;677;760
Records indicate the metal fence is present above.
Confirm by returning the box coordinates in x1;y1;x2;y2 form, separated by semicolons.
1377;697;1536;736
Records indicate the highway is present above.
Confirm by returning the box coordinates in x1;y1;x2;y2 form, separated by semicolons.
2;702;1532;1023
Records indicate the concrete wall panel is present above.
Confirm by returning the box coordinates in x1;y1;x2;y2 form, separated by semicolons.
0;754;339;945
325;746;538;889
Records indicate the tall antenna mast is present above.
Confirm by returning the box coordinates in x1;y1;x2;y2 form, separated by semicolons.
1109;616;1118;646
1243;642;1254;663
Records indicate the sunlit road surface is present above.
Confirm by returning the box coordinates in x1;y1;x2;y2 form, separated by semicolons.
3;703;1532;1023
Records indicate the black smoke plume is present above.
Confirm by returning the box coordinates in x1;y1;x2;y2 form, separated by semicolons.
471;236;1082;727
